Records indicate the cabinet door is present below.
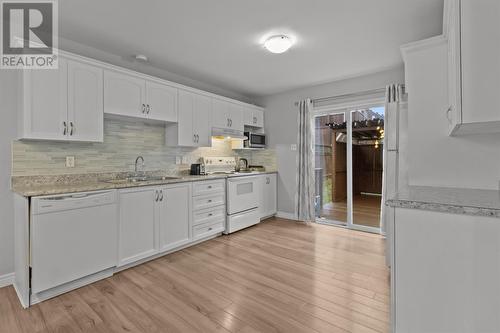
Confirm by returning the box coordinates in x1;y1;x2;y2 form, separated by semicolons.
193;93;212;147
67;60;103;142
253;108;264;128
173;89;195;146
243;107;254;126
228;103;243;131
261;174;277;218
104;70;145;118
146;81;178;122
446;0;462;134
21;58;68;140
212;98;230;129
118;188;158;266
159;184;191;252
461;0;500;124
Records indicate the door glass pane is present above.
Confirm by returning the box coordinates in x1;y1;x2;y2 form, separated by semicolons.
314;113;347;224
350;107;384;228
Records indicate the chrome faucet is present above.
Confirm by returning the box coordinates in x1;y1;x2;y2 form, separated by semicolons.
135;156;145;175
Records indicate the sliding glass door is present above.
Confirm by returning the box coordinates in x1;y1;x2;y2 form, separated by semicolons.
314;112;348;225
314;104;385;233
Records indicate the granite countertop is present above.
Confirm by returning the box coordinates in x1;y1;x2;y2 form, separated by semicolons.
386;186;500;218
12;171;278;197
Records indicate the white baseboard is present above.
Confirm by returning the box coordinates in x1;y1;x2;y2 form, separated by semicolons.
0;272;14;288
276;211;297;220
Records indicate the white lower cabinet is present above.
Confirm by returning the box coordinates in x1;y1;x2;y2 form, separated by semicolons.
259;173;277;219
192;179;226;240
393;208;500;332
118;181;223;267
117;187;158;267
159;183;191;252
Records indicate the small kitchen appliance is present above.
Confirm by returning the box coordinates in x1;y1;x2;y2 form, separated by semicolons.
243;132;266;148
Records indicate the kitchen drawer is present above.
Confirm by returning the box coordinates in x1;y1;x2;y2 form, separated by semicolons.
192;193;225;211
193;219;225;240
193;206;226;226
192;179;225;196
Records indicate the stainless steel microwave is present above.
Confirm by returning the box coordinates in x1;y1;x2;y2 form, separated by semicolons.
244;132;266;148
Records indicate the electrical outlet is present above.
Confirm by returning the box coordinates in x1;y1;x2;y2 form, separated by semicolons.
182;156;190;165
175;156;182;165
290;144;297;151
66;156;75;168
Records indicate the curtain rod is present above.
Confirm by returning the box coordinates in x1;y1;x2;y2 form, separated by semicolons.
294;86;401;107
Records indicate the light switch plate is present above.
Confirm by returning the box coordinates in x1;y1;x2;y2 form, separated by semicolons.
66;156;75;168
175;156;181;165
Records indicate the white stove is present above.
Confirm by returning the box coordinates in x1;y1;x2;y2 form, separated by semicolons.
202;156;236;175
202;156;260;234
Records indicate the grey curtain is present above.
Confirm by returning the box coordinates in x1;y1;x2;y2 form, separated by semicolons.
296;99;315;222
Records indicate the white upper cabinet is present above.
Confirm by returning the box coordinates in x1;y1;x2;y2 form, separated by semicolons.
67;60;104;142
104;70;146;118
212;99;243;131
19;58;68;140
145;81;178;122
445;0;500;135
19;57;103;142
104;70;178;122
165;89;211;147
243;106;264;128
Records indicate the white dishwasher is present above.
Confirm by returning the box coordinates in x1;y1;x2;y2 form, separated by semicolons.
31;190;118;294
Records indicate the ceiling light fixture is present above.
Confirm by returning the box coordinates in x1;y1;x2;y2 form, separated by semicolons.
263;35;293;54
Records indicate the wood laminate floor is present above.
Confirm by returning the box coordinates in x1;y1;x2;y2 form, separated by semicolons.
320;195;382;228
0;217;390;333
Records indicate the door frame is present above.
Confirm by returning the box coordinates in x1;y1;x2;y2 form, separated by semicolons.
312;97;385;234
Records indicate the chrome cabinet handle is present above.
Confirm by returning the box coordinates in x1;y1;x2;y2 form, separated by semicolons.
227;118;230;127
229;119;232;127
155;190;159;202
208;213;213;216
63;121;67;135
208;227;213;231
446;106;453;123
147;104;150;114
208;199;212;203
208;185;212;189
142;104;146;114
69;122;74;136
193;134;196;143
266;177;270;184
159;190;163;201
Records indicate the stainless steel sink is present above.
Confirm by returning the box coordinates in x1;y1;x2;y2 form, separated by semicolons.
103;176;179;184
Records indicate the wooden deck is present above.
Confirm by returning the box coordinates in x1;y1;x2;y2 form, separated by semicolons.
0;217;390;333
321;194;382;228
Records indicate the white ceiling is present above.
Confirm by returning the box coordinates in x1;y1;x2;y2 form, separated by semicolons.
59;0;443;98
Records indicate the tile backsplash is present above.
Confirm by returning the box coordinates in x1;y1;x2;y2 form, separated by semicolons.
12;116;276;176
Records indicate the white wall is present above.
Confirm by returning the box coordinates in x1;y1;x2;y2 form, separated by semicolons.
0;71;17;277
259;67;405;216
406;41;500;190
